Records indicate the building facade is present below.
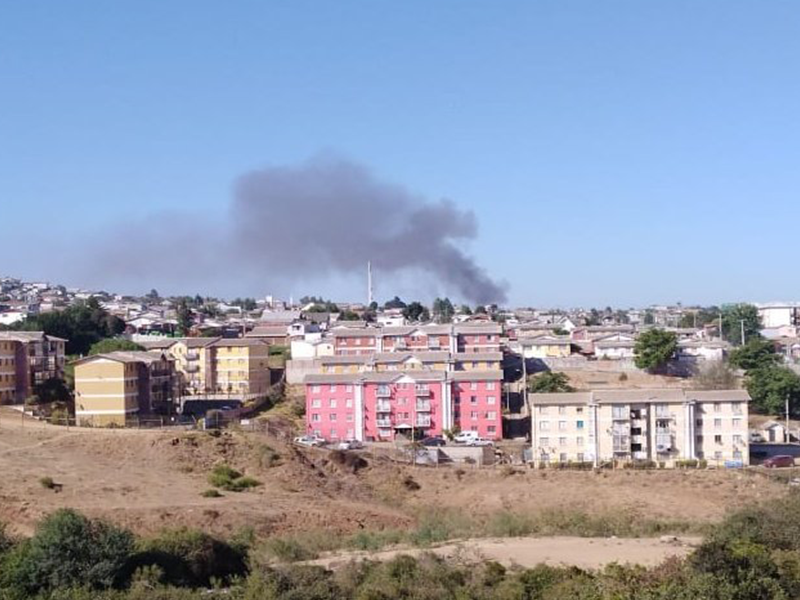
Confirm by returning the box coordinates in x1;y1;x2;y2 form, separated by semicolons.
0;331;67;403
74;351;176;426
211;339;271;395
304;369;503;442
530;389;750;467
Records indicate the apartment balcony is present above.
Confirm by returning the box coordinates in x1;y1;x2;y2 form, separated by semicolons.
185;364;200;373
186;351;200;360
376;388;391;397
415;387;431;397
655;427;672;435
376;418;392;427
376;401;392;412
416;416;432;427
415;401;431;412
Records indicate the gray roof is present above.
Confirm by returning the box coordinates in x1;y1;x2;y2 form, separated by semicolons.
0;331;68;343
453;352;503;361
529;388;751;405
304;370;448;384
246;325;288;338
450;370;504;381
74;350;169;366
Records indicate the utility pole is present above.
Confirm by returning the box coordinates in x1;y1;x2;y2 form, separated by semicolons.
786;395;791;444
740;319;746;346
367;261;373;307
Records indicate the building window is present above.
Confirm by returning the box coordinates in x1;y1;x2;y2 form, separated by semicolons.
311;399;321;408
558;406;566;415
487;411;497;420
714;451;722;460
330;413;337;422
346;398;353;408
329;399;337;408
733;450;743;461
487;396;496;405
329;384;337;392
539;437;550;447
346;413;354;422
696;419;703;427
470;411;478;420
713;402;721;412
714;434;722;444
655;404;669;418
576;420;584;429
486;381;496;390
559;453;567;462
487;425;496;433
559;437;567;446
576;436;584;446
576;407;583;414
732;402;742;415
732;418;742;428
470;396;477;404
470;382;478;391
538;406;548;415
312;385;321;393
733;434;743;445
347;429;355;438
313;429;322;437
714;418;722;428
311;414;321;422
577;452;585;462
558;421;567;431
539;421;549;431
612;406;627;419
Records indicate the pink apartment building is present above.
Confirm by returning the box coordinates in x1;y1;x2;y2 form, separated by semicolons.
304;369;503;442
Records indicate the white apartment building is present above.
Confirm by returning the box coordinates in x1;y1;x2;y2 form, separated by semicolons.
530;389;750;467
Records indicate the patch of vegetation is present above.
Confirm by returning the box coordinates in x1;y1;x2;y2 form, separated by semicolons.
38;476;56;490
200;489;222;498
207;465;261;492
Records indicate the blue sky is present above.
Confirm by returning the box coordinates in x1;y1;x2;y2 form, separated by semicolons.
1;1;799;307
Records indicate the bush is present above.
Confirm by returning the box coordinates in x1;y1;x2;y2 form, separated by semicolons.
0;509;134;595
39;476;56;489
130;528;248;587
258;445;282;468
200;489;222;498
207;465;261;492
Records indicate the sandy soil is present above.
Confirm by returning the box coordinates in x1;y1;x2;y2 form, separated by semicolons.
311;535;702;570
0;407;785;540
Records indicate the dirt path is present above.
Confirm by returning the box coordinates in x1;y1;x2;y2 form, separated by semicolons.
310;536;702;570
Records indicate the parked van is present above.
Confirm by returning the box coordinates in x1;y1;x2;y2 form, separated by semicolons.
453;430;480;444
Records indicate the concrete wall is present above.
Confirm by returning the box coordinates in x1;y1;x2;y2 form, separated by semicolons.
286;358;321;384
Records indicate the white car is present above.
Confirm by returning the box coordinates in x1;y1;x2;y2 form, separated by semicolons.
294;435;326;447
453;431;480;444
467;437;495;447
336;439;365;451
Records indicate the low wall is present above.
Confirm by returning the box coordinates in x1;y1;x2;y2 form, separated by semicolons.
286;358;320;384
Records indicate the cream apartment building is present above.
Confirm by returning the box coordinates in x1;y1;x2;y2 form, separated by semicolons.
74;351;176;426
530;389;750;467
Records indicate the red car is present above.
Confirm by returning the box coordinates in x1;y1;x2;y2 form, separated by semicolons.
763;455;795;468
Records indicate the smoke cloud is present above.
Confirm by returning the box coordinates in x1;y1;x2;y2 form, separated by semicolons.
82;156;507;304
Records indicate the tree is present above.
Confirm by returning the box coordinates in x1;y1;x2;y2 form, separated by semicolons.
1;509;134;595
145;289;160;301
527;372;575;393
721;303;761;346
745;366;800;415
474;305;487;315
432;297;455;323
459;305;473;316
8;298;125;355
32;377;72;404
729;339;780;371
176;299;193;336
643;310;655;325
384;296;407;310
338;310;361;321
88;338;145;355
403;302;429;322
634;329;678;373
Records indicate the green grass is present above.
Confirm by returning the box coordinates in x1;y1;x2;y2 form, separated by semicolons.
208;465;262;492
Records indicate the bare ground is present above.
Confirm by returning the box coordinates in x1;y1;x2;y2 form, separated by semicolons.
0;408;784;541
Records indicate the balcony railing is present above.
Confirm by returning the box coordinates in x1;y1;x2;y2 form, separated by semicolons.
416;401;431;412
415;387;430;396
376;418;392;427
186;352;200;360
376;388;391;397
416;416;431;427
185;364;200;373
376;401;392;412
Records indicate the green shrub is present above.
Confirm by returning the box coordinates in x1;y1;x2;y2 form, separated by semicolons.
0;509;134;595
207;465;261;492
39;476;56;489
200;489;222;498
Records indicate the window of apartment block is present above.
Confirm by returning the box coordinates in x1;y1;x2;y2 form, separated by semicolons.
539;420;549;431
696;418;703;427
487;396;496;405
345;398;353;408
577;452;585;462
347;429;355;438
733;434;743;445
487;425;497;434
329;384;337;392
470;382;478;390
559;421;567;431
330;414;337;422
311;399;321;408
714;434;722;444
330;429;339;438
576;420;585;429
732;402;742;414
558;406;566;415
470;411;478;420
329;399;337;408
576;407;583;414
732;418;742;428
312;385;321;393
655;404;669;417
713;402;721;412
470;395;477;404
612;405;627;419
486;381;496;390
576;436;584;446
539;437;549;447
559;453;568;462
714;418;722;428
487;411;497;420
733;450;743;461
559;437;567;446
313;429;322;437
538;406;548;415
346;385;353;392
714;451;722;460
346;414;354;422
311;414;321;422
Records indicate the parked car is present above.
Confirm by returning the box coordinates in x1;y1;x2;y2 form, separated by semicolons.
420;436;446;447
453;431;480;444
763;455;795;468
336;439;365;451
467;437;494;447
293;435;326;448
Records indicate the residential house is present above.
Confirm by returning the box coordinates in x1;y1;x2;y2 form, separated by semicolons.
519;335;572;359
593;334;637;359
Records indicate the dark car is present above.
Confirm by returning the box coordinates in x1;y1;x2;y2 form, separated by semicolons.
420;436;446;447
763;455;795;468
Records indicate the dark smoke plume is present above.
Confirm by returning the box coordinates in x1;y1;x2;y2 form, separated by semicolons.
83;156;507;303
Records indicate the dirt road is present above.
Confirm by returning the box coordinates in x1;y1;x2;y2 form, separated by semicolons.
311;536;701;570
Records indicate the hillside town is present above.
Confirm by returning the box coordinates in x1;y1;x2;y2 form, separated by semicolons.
3;274;800;469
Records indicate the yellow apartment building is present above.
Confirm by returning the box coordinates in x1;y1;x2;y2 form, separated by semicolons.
530;389;750;467
520;336;572;359
453;352;503;371
167;338;219;394
211;339;270;395
74;351;176;426
0;337;16;404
